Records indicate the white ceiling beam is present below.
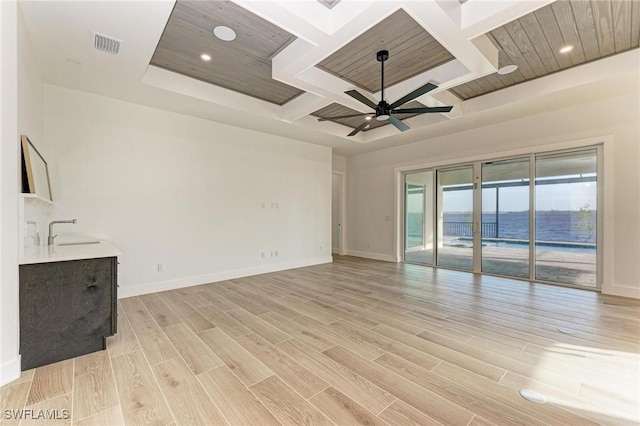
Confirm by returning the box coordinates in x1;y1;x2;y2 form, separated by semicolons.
230;0;331;42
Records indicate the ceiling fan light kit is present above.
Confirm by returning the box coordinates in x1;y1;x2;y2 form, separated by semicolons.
318;50;453;136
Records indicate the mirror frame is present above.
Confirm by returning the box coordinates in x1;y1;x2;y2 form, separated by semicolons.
21;135;53;201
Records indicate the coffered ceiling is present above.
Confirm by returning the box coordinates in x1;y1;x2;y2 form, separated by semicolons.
316;9;454;93
317;0;340;10
18;0;640;155
151;1;304;105
450;0;640;100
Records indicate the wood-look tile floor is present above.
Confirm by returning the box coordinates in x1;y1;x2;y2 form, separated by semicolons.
2;256;639;425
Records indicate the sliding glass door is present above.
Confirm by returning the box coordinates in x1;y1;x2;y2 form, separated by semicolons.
481;158;530;279
404;170;434;265
402;146;601;289
535;150;598;287
436;166;474;271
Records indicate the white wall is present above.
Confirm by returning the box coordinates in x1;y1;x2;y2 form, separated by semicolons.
347;92;640;298
332;154;347;173
17;6;43;157
0;0;21;386
18;3;52;254
44;85;332;297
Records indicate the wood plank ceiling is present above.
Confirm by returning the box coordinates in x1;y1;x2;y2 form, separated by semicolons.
312;100;426;133
317;9;455;93
450;0;640;100
150;1;304;105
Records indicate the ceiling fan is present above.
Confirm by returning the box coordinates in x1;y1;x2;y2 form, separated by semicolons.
317;50;453;136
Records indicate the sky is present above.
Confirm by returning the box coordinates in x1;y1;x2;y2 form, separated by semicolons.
408;181;597;213
447;182;597;212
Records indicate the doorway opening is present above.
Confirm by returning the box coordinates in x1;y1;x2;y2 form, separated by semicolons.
332;172;346;255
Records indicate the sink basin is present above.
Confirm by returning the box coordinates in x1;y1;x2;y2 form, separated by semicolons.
56;241;100;246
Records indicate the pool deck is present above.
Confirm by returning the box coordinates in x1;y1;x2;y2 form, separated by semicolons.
405;244;597;288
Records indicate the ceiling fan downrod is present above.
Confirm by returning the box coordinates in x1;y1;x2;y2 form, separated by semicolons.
377;50;388;102
376;50;390;120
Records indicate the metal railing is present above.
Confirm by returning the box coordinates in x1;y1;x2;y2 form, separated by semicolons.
443;221;498;238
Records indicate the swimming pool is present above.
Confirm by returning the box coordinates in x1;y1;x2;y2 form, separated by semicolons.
453;238;597;254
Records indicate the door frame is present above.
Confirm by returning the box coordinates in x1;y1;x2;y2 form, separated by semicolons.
394;135;612;292
332;171;347;256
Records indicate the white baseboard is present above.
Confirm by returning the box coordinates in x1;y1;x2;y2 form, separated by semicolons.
603;283;640;299
0;355;21;387
118;256;333;298
346;250;397;263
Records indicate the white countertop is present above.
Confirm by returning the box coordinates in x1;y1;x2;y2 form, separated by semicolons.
20;240;121;265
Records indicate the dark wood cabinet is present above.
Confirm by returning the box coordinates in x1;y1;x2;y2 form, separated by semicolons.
19;256;118;370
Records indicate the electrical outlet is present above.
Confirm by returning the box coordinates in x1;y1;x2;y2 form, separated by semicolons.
157;263;165;272
275;250;279;257
320;245;323;251
367;243;371;248
261;252;265;258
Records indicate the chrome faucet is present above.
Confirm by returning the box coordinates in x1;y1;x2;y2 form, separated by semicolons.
48;219;77;246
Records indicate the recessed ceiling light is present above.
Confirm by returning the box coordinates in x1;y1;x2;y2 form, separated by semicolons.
559;45;573;54
365;116;372;121
364;124;371;129
214;26;236;41
200;53;212;62
497;64;518;75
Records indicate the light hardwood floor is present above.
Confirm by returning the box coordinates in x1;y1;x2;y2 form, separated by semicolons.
2;256;639;425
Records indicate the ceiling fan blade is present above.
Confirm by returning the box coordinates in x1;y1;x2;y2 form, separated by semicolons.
389;115;410;132
392;106;453;114
347;121;370;137
388;82;438;109
345;90;378;110
317;113;373;122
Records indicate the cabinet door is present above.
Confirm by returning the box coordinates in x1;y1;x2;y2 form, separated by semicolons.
20;257;115;370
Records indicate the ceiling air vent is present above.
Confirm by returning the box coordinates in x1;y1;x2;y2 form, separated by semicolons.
92;32;122;55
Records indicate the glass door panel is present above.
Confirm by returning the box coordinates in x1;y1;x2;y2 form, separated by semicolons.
535;149;597;287
404;170;434;265
437;166;473;271
481;158;530;278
